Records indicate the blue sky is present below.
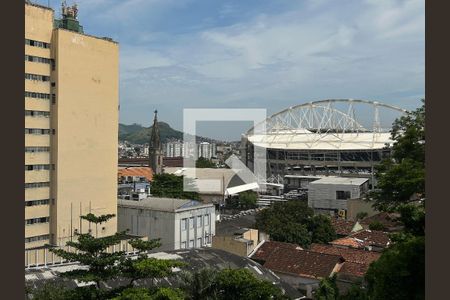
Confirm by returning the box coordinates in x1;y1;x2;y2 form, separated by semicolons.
38;0;424;140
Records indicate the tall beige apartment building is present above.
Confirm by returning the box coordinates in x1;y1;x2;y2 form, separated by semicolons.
25;2;119;251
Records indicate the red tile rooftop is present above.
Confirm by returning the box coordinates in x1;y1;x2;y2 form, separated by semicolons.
251;240;303;262
339;261;369;278
118;167;153;182
330;229;390;249
251;241;343;279
360;212;403;231
330;218;361;236
309;243;380;265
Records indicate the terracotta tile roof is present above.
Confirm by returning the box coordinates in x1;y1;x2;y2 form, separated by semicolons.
262;247;344;279
330;218;360;236
360;212;402;231
330;230;390;250
118;167;153;182
251;241;343;279
339;261;369;278
309;243;381;265
351;230;391;248
252;241;303;262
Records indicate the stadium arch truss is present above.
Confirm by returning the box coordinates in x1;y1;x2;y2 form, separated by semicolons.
241;99;407;187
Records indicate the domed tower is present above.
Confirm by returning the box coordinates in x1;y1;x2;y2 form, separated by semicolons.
149;110;163;174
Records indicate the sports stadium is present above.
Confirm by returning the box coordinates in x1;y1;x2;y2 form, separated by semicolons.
241;99;407;188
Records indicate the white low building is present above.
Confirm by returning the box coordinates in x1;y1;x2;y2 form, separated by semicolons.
118;197;216;251
307;177;369;217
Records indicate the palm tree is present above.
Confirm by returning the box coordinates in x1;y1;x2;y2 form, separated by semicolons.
179;268;219;300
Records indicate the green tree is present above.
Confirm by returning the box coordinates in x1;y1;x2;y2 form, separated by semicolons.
150;287;185;300
355;212;368;220
372;100;425;210
214;268;288;300
397;203;425;236
196;157;216;168
365;235;425;300
269;221;311;247
255;201;336;247
338;285;368;300
308;215;337;244
120;238;185;286
368;220;386;231
151;173;200;200
112;287;153;300
81;213;116;238
179;268;288;300
50;214;127;290
239;191;258;209
26;282;70;300
179;268;219;300
42;214;184;299
314;275;338;300
362;101;425;299
228;191;258;210
126;258;185;286
112;287;185;300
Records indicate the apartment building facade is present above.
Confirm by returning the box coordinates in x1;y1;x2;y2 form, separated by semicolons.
165;141;217;159
25;2;118;251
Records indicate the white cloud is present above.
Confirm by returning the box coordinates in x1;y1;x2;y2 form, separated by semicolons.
120;46;175;74
114;0;423;135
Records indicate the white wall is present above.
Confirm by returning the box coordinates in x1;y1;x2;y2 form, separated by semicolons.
308;183;363;211
175;206;216;250
118;205;216;251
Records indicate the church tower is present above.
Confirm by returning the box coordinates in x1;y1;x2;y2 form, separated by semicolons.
149;110;163;174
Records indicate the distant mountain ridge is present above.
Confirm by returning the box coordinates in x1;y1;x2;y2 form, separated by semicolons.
119;122;221;145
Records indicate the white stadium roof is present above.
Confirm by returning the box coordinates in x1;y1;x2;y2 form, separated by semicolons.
247;131;393;151
245;99;405;151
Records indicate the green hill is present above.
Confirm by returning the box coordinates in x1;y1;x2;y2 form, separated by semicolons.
119;122;184;144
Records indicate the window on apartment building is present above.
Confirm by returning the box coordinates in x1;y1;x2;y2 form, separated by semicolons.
25;147;50;153
25;91;50;100
25;199;50;206
25;216;50;225
52;94;56;104
204;214;209;226
197;237;202;247
181;218;187;231
336;190;351;200
25;164;51;171
24;182;50;189
25;128;51;135
189;217;194;229
25;110;50;118
189;240;194;248
25;55;51;64
181;241;187;249
197;216;202;227
25;39;50;49
25;234;50;243
25;73;50;82
205;234;210;244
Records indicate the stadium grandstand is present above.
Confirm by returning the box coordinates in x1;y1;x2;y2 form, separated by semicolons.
240;99;407;188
